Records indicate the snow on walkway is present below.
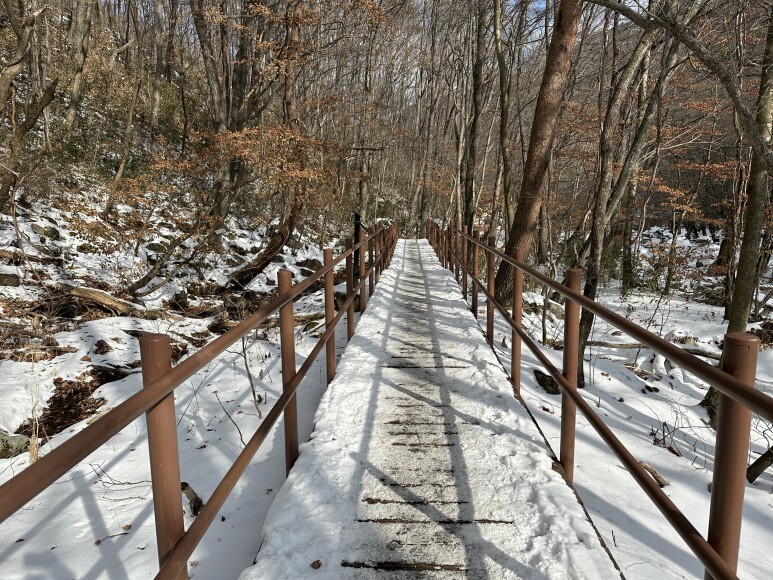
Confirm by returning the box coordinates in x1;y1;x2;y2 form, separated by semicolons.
240;239;619;579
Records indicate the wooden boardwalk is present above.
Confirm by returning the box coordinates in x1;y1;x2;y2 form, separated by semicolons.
240;239;619;579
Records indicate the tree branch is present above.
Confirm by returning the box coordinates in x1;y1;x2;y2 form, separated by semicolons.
586;0;773;170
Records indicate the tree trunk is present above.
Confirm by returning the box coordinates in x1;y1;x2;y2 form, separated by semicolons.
578;25;668;387
747;447;773;484
227;2;305;291
494;0;514;242
462;0;486;232
0;78;58;212
0;5;56;213
494;0;583;297
65;0;94;136
150;0;165;140
101;47;142;220
702;7;773;429
724;9;773;332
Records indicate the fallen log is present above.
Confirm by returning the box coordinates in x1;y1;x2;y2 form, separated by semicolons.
0;247;61;265
58;285;168;320
584;341;722;361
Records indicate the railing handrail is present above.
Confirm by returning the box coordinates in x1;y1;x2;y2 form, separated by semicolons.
0;222;400;580
427;219;772;580
451;234;736;580
458;226;773;422
157;230;394;579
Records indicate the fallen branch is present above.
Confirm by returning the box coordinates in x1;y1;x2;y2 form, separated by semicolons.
57;284;168;320
639;461;669;487
585;341;721;361
0;247;61;264
181;482;204;516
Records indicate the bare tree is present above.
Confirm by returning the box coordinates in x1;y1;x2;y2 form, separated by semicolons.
494;0;584;293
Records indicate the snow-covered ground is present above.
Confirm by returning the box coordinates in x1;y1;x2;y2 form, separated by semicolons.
1;209;771;579
488;282;773;579
0;203;349;579
0;308;354;579
241;239;619;579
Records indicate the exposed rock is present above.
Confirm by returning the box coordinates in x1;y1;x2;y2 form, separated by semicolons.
187;282;218;297
297;258;323;272
35;243;62;257
172;290;188;310
208;314;238;334
665;329;699;346
0;273;21;286
300;267;314;277
534;369;561;395
334;290;360;311
0;431;30;459
146;242;167;253
523;296;564;319
695;286;725;307
32;223;60;240
77;242;98;253
223;295;247;313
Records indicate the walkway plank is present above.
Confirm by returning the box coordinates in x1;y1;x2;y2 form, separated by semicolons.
240;239;619;580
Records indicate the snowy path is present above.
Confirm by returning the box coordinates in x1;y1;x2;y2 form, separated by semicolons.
240;239;620;579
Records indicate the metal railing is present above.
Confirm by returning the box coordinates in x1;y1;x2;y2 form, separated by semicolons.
427;219;773;580
0;222;399;580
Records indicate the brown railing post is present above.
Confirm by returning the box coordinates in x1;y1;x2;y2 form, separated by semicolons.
511;247;524;394
323;249;336;385
439;223;445;268
394;221;398;259
368;229;375;296
437;226;446;268
486;236;496;347
446;223;452;269
705;332;758;579
140;333;186;580
359;229;367;313
278;270;299;474
472;229;480;319
560;268;582;484
438;223;443;267
462;226;469;301
376;228;382;284
447;220;453;270
345;238;355;340
454;223;460;282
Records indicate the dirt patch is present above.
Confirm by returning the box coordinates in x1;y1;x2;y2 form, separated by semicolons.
750;321;773;348
0;327;77;362
0;345;77;362
93;339;112;354
15;372;107;441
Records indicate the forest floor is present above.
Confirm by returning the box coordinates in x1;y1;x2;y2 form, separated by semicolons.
0;200;771;579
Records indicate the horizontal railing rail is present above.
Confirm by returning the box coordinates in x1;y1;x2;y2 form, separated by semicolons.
427;219;772;580
0;222;399;580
